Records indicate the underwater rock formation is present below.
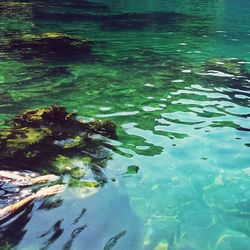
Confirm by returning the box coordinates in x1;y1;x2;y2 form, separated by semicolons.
0;106;116;167
4;33;93;59
203;58;250;77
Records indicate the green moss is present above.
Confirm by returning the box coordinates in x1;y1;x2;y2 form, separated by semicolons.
0;106;116;165
70;168;86;179
69;178;99;188
12;106;76;128
11;106;116;138
63;136;85;149
81;119;117;138
0;127;51;157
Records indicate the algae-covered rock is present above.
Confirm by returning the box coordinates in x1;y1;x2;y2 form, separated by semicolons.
11;106;116;138
6;32;93;59
203;58;249;77
12;106;76;128
0;106;116;166
0;127;51;158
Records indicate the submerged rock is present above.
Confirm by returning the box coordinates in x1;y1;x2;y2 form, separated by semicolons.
203;58;249;77
5;32;93;59
11;106;116;137
0;106;116;166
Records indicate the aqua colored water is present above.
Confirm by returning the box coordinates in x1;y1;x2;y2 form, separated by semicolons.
0;0;250;249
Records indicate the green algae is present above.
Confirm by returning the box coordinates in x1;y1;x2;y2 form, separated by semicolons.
0;106;116;167
124;165;139;175
69;178;99;188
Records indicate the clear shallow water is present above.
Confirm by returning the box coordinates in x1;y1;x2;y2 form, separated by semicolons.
0;0;250;249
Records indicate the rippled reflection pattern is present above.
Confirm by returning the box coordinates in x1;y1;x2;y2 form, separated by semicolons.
0;0;250;249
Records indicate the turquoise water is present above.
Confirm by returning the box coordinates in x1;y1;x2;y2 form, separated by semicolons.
0;0;250;249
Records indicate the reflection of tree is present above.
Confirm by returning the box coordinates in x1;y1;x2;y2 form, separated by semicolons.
0;205;33;247
39;198;64;211
72;208;87;225
104;230;127;250
40;219;64;250
63;225;88;250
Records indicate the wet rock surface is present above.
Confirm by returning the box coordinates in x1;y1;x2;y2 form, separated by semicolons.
0;106;116;169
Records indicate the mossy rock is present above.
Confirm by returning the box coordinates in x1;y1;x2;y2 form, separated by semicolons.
203;58;249;77
0;106;116;164
11;106;116;138
0;127;51;158
12;106;76;128
6;32;93;59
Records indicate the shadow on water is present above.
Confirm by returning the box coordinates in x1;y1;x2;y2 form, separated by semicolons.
39;219;64;250
0;205;33;247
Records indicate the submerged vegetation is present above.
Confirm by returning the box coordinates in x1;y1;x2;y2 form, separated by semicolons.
0;106;116;188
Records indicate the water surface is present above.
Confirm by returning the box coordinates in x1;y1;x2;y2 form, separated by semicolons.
0;0;250;249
